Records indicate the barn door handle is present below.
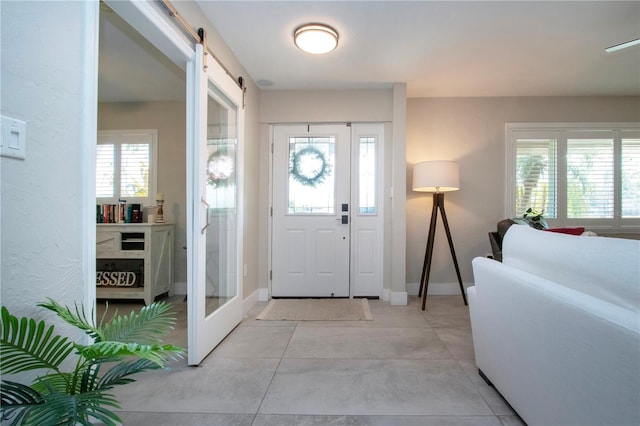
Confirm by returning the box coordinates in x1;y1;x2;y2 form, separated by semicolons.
201;197;210;234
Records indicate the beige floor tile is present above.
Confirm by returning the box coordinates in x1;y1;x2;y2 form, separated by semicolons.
258;358;493;416
284;326;451;359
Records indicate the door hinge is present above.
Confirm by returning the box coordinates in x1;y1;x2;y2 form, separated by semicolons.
269;270;272;280
271;143;274;154
270;207;273;217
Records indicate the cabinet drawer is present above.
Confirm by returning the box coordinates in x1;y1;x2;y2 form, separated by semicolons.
96;231;119;255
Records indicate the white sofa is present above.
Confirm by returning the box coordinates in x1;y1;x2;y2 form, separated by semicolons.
468;225;640;426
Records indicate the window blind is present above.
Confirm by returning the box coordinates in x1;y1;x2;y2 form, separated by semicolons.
622;138;640;218
515;139;557;217
566;139;614;218
120;143;150;197
96;144;115;198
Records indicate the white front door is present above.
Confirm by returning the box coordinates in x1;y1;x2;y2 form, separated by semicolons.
271;123;385;298
272;124;351;297
187;44;244;365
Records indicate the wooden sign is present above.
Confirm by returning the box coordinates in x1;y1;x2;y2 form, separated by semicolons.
96;271;138;287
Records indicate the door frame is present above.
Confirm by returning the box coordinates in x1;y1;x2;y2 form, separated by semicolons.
268;123;385;299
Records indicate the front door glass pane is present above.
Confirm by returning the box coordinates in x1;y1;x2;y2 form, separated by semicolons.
205;82;238;317
358;136;376;214
288;136;335;214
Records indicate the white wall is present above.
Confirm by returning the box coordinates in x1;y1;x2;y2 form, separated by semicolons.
406;96;640;296
1;1;95;342
98;101;187;288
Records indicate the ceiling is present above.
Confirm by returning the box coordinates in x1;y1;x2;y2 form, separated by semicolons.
98;1;640;102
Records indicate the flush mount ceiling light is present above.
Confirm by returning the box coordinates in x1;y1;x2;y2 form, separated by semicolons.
294;23;339;54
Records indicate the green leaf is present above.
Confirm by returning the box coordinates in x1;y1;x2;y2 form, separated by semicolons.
38;298;103;342
31;372;74;395
98;358;162;389
77;341;184;366
100;301;177;344
18;389;122;426
0;306;74;375
0;380;43;426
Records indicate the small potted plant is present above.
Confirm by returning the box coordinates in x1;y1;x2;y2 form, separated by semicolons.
0;299;184;425
513;207;548;230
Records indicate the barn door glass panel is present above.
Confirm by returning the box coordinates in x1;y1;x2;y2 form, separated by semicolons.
205;82;238;317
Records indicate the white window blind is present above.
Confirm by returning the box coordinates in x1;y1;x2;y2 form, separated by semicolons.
96;130;157;206
515;139;556;218
566;138;614;218
507;123;640;229
96;144;115;198
120;143;151;197
622;136;640;218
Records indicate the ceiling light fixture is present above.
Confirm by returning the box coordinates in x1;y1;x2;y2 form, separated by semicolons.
294;23;339;54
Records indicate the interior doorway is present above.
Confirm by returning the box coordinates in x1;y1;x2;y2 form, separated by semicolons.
95;1;188;339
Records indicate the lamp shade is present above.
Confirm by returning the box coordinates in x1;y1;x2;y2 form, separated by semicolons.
412;161;460;192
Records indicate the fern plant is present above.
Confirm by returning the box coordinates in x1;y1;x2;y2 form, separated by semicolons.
0;299;184;425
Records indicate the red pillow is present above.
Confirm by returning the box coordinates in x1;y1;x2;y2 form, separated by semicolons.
545;227;585;235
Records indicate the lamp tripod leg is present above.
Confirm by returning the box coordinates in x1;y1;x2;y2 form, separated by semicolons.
438;198;468;306
420;194;439;311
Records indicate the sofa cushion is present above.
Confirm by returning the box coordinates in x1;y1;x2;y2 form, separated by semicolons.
502;225;640;312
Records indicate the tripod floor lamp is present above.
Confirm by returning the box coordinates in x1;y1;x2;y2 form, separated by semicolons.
412;161;468;311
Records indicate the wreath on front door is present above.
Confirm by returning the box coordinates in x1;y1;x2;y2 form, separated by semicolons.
290;146;331;187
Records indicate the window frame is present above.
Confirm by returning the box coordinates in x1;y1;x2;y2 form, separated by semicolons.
505;122;640;231
96;129;158;207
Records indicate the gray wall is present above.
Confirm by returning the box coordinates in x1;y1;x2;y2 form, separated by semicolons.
406;96;640;294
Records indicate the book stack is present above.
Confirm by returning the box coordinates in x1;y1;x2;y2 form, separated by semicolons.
96;201;143;223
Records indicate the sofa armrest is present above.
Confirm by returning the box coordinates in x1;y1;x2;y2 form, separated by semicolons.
469;256;640;426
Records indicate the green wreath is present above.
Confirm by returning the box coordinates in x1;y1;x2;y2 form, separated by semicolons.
290;146;331;187
207;149;235;187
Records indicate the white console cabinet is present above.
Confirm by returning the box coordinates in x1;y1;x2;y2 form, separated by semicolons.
96;223;174;305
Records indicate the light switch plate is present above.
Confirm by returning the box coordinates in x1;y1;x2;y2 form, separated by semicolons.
1;115;27;160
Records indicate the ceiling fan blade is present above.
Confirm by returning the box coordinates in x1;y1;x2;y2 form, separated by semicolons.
605;38;640;53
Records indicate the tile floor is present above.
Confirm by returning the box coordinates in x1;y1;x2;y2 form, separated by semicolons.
107;296;526;426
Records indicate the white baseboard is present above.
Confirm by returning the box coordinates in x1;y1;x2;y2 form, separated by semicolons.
406;282;472;296
243;288;260;316
258;287;269;301
381;288;390;301
389;291;407;306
